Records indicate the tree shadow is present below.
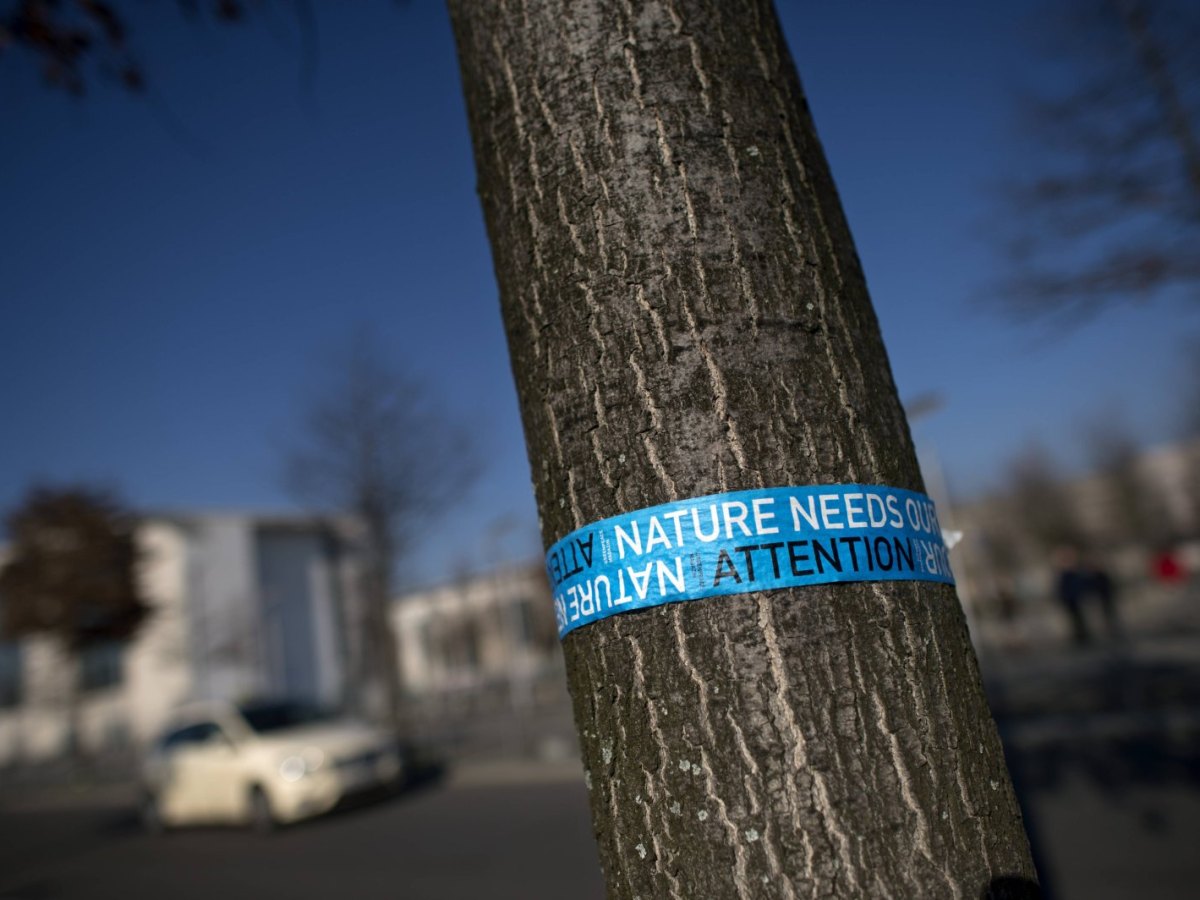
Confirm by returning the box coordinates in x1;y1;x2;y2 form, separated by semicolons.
981;875;1042;899
989;647;1200;900
1003;728;1200;798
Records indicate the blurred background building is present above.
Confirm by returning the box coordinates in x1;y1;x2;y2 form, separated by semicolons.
392;565;575;762
0;512;363;767
0;512;579;771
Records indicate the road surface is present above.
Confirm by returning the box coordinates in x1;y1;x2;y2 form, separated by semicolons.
0;772;606;900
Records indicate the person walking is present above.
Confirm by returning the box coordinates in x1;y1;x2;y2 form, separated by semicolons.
1054;546;1092;646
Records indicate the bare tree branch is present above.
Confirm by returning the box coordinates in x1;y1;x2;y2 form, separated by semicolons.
0;1;319;96
989;0;1200;323
283;327;477;724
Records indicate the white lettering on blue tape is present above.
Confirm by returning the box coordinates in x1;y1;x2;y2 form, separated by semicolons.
546;484;955;639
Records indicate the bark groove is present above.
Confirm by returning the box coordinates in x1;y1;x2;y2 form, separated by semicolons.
449;1;1037;896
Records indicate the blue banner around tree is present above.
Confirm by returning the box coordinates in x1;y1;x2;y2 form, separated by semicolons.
546;484;956;639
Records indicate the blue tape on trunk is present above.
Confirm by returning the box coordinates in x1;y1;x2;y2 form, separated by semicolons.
546;484;955;639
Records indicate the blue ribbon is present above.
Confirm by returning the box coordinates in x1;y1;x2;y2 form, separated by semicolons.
546;484;955;639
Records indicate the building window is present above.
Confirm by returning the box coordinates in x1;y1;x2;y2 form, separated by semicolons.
0;642;20;708
80;641;125;692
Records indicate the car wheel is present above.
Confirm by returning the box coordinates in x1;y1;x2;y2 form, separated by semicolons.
248;786;276;834
141;792;166;835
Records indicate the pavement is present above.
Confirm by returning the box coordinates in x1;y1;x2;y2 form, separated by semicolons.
0;765;605;900
1018;773;1200;900
983;628;1200;900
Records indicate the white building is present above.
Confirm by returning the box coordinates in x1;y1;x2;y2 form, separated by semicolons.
392;565;558;696
391;565;575;759
0;511;364;767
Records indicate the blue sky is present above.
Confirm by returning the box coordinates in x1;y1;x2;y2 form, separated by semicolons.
2;1;1197;587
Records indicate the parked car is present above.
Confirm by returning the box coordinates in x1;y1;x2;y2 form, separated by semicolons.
141;699;403;832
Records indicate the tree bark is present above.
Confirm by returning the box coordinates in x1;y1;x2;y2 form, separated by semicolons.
448;2;1038;897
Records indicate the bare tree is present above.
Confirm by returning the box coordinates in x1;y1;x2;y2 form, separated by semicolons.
0;485;148;758
1177;335;1200;529
1182;334;1200;437
285;330;475;725
1;0;247;94
992;0;1200;323
1005;443;1084;553
1;0;322;105
1083;410;1170;546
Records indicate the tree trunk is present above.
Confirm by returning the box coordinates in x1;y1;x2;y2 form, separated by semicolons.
63;643;85;771
360;537;405;730
448;2;1038;897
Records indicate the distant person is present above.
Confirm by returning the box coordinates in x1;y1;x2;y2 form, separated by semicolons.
1084;558;1122;641
1053;546;1091;646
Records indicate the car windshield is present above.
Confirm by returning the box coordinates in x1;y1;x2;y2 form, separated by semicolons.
238;701;333;734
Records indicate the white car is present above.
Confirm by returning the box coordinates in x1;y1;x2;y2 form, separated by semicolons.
141;699;403;832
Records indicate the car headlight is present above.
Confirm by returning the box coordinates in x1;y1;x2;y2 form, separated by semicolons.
278;748;325;782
